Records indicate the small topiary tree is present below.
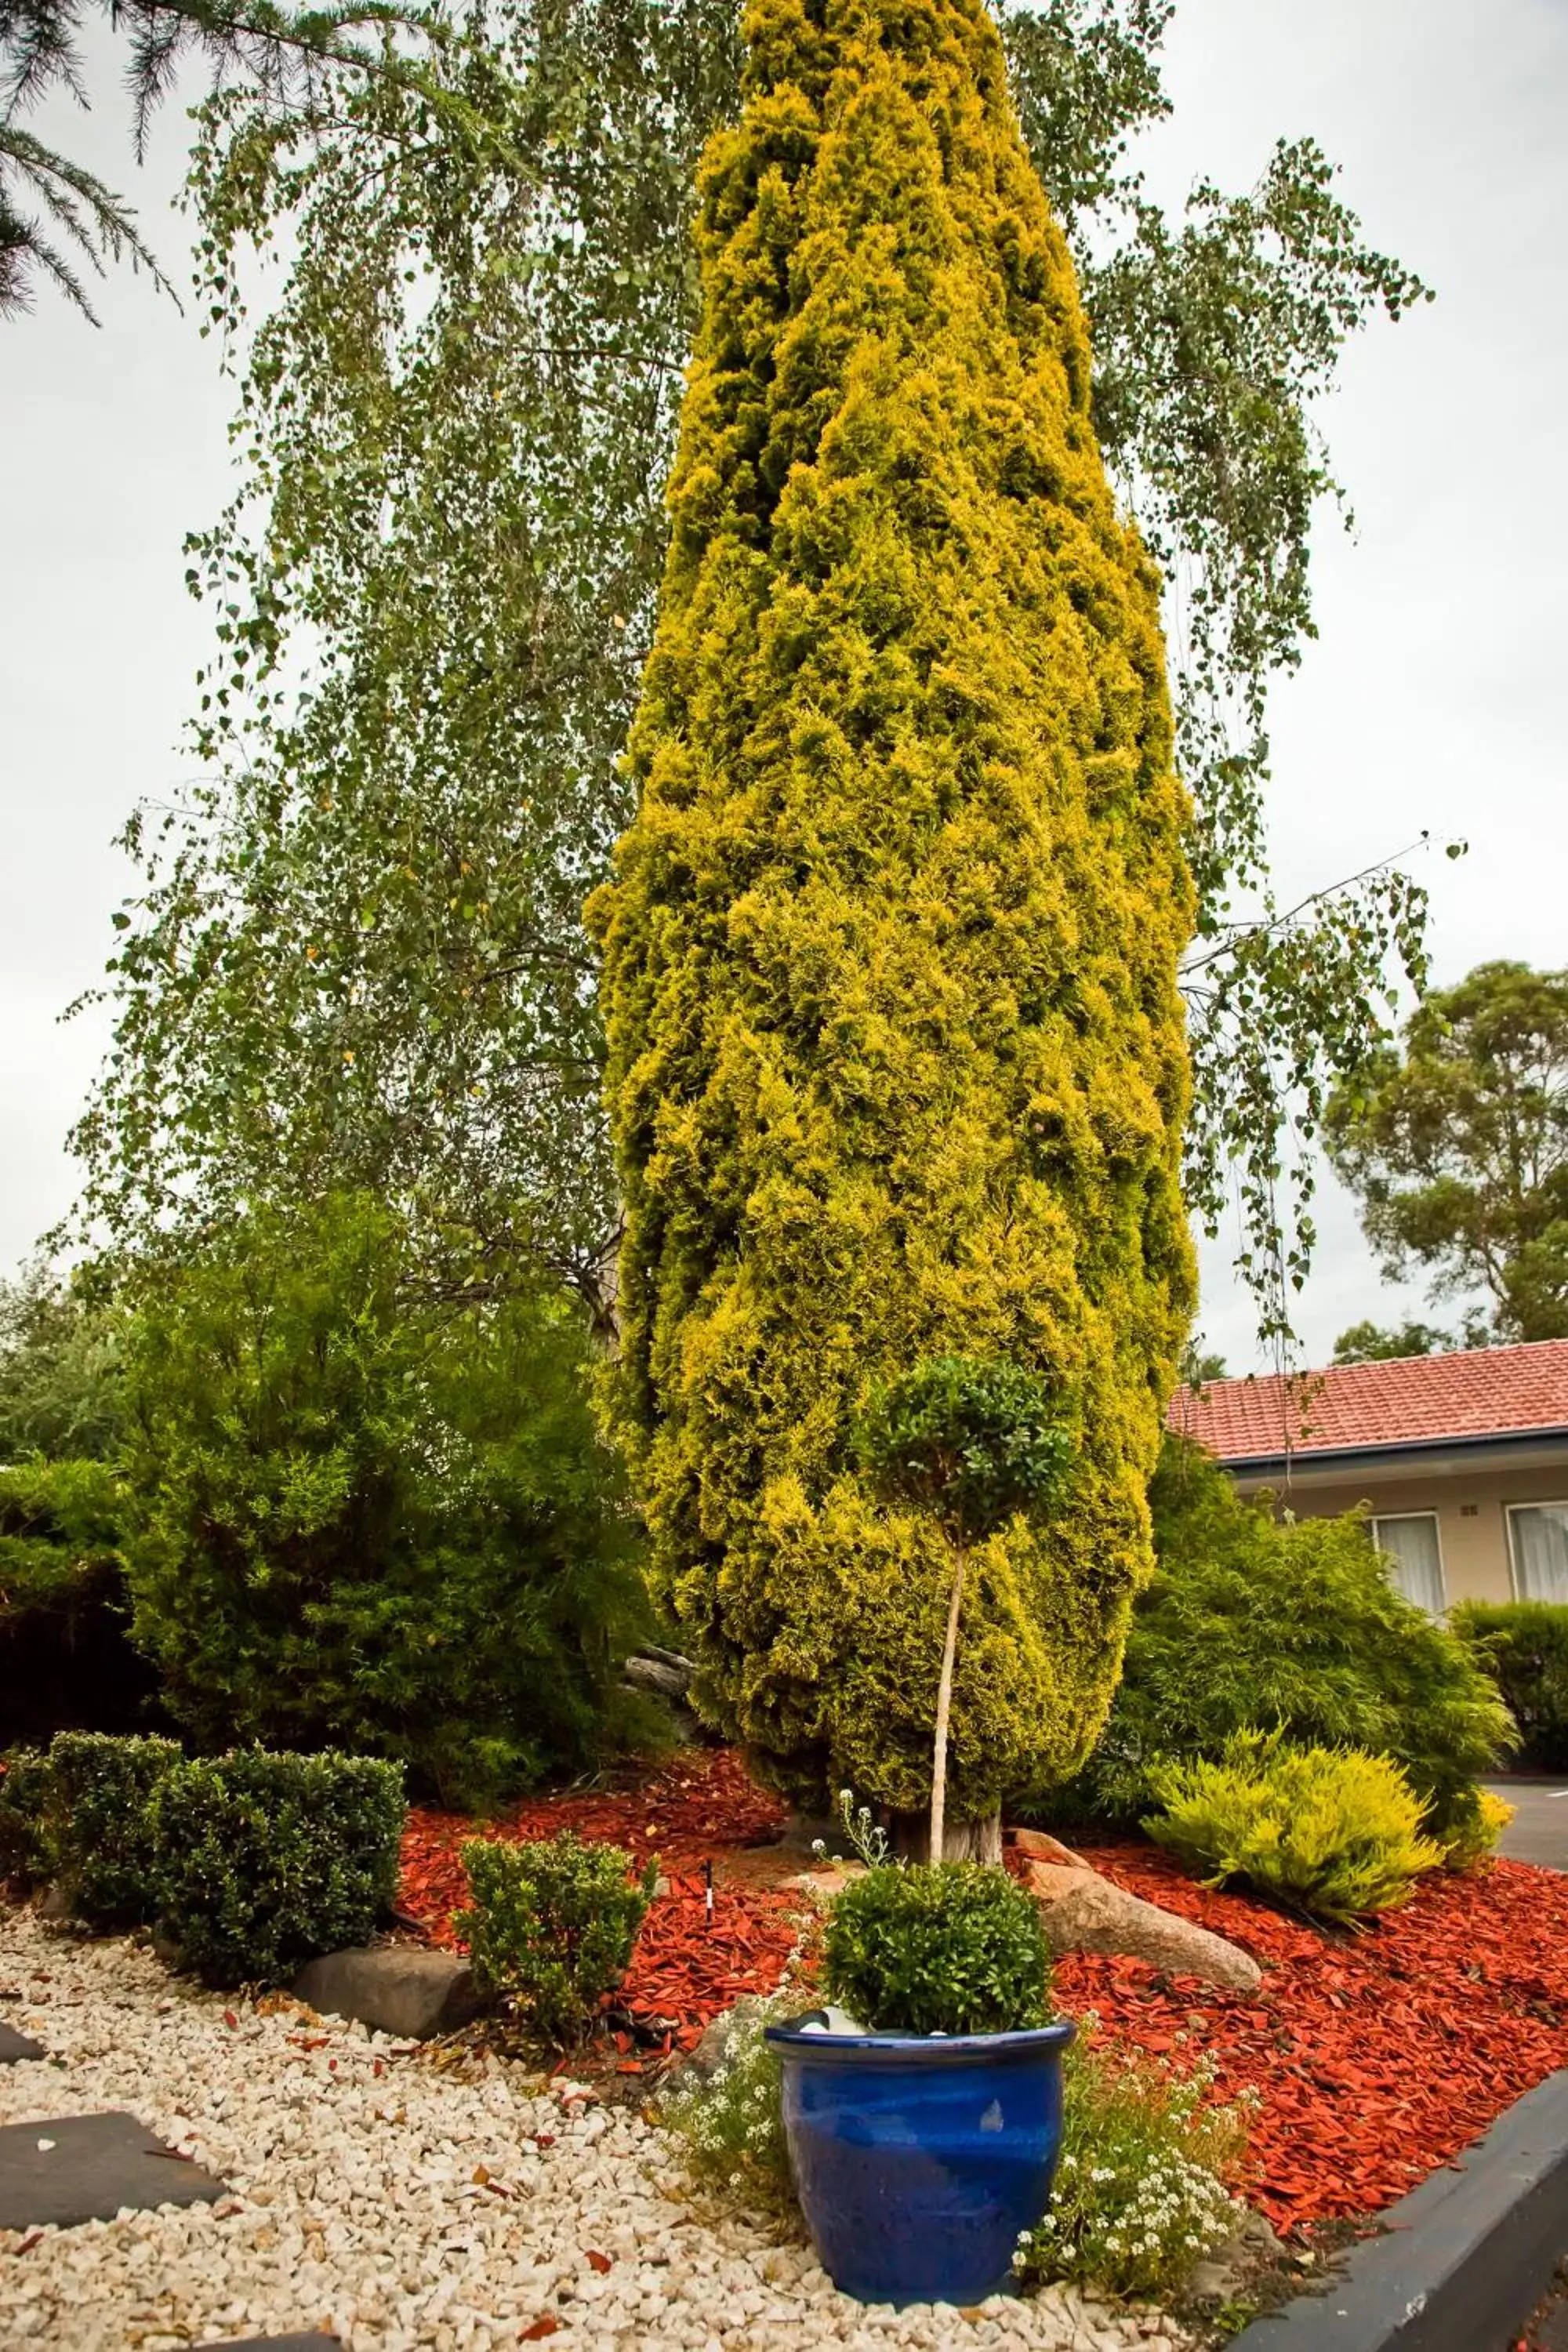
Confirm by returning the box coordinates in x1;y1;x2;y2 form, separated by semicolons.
857;1358;1073;1859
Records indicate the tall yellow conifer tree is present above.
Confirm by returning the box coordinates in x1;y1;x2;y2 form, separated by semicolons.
589;0;1194;1835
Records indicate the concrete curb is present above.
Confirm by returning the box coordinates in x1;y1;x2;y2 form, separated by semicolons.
1228;2068;1568;2350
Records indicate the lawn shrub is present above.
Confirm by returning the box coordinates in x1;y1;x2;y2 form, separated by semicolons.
456;1831;658;2042
0;1748;52;1886
0;1460;160;1746
1451;1601;1568;1772
1145;1733;1445;1922
1014;2036;1249;2301
150;1748;405;1987
46;1730;182;1927
1045;1436;1512;1838
822;1864;1051;2038
118;1191;657;1810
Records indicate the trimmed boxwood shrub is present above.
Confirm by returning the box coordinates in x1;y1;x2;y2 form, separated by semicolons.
150;1749;405;1987
1451;1601;1568;1772
456;1831;658;2043
822;1864;1051;2037
46;1730;182;1927
0;1747;52;1887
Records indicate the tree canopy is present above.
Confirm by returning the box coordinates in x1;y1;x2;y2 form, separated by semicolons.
68;0;1437;1348
592;0;1194;1820
1327;961;1568;1345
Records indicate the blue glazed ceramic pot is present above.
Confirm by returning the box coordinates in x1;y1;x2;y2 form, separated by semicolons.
764;2016;1076;2307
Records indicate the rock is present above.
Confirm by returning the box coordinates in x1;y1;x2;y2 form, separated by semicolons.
669;1994;775;2090
1185;2259;1242;2306
35;1884;72;1924
622;1655;692;1701
780;1864;866;1896
1006;1828;1089;1869
1017;1859;1263;1994
290;1945;482;2039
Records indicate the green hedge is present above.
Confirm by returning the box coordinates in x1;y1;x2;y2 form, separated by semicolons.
45;1731;182;1927
0;1460;161;1748
0;1748;52;1886
1451;1602;1568;1772
151;1749;405;1987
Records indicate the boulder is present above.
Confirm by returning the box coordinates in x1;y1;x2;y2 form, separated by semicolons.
291;1946;482;2039
1015;1857;1263;1994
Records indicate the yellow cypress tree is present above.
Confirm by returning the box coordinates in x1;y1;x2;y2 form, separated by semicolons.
588;0;1194;1832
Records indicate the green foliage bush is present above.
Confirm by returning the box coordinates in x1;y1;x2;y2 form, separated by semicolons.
151;1748;405;1987
0;1459;160;1746
1145;1733;1445;1922
822;1864;1051;2037
590;0;1194;1823
45;1730;182;1927
118;1192;655;1809
0;1748;52;1886
1047;1438;1512;1839
1014;2038;1249;2301
456;1831;658;2043
1451;1601;1568;1772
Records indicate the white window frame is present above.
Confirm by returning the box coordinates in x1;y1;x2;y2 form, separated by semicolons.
1506;1501;1568;1602
1370;1511;1447;1614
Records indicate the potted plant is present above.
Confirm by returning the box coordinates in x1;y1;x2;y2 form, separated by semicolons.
767;1855;1074;2303
767;1357;1077;2305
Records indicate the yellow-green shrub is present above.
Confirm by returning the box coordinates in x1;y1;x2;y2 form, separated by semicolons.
588;0;1193;1822
1440;1787;1512;1873
1146;1735;1446;1922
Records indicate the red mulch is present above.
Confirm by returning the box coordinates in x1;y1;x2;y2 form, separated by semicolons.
1047;1838;1568;2233
396;1748;1568;2232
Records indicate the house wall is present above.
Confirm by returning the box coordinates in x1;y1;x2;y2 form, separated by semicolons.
1231;1458;1568;1608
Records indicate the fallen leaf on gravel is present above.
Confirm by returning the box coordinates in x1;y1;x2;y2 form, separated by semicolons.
519;2319;561;2340
584;2249;612;2274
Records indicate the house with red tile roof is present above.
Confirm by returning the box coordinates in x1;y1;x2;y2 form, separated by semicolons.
1168;1339;1568;1613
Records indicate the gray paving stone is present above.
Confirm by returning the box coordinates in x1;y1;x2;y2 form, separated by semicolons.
0;2021;45;2063
0;2110;227;2230
191;2338;340;2350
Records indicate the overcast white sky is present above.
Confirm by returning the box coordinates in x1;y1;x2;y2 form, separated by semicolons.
2;0;1564;1371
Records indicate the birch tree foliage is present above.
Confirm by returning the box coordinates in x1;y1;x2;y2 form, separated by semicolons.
71;0;1436;1341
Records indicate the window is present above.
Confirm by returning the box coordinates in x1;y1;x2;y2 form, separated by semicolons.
1508;1503;1568;1603
1371;1514;1446;1615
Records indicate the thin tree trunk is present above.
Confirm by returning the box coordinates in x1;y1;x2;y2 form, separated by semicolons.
929;1535;967;1865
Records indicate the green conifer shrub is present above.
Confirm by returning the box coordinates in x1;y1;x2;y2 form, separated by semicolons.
589;0;1194;1824
1045;1437;1513;1842
118;1192;656;1809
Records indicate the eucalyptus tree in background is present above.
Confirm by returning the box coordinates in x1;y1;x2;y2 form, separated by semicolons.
1327;962;1568;1345
71;0;1438;1348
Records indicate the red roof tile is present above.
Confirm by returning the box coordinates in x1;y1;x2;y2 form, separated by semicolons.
1168;1338;1568;1464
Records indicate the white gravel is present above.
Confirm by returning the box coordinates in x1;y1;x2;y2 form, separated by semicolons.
0;1904;1188;2352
